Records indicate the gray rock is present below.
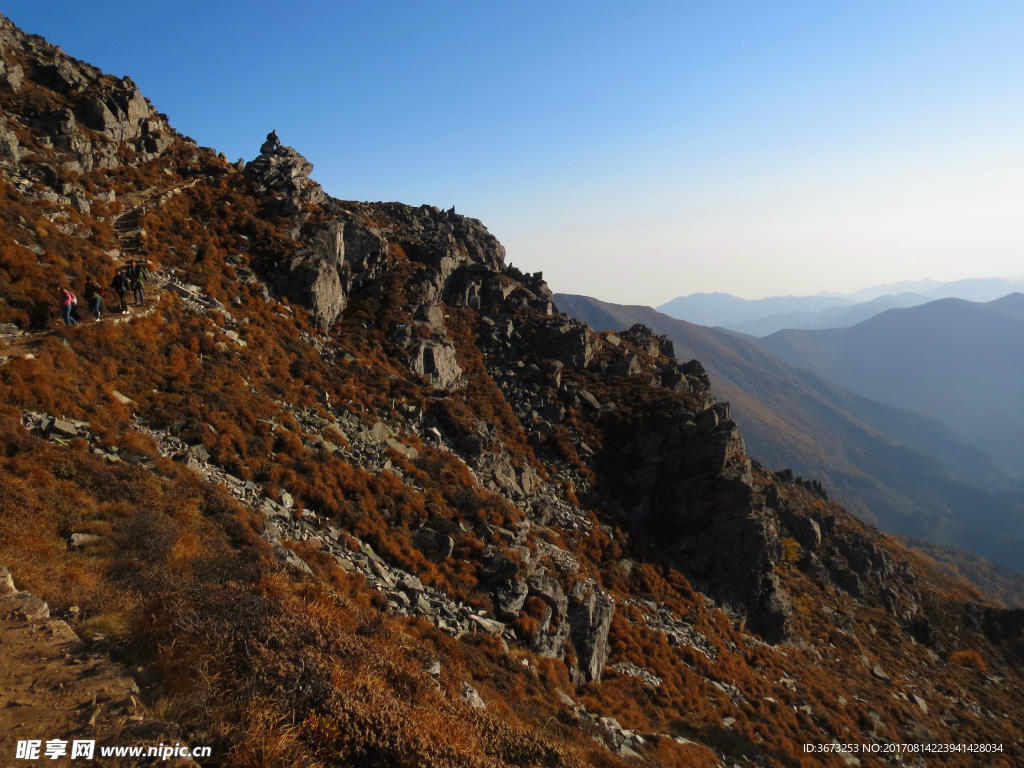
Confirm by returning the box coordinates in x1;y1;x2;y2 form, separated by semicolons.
110;389;134;405
385;437;418;459
568;581;615;683
365;422;393;444
0;60;24;91
399;575;424;593
278;548;313;575
469;615;505;634
481;550;519;581
275;220;346;329
8;593;50;621
244;145;317;197
0;565;15;595
69;533;102;549
189;443;210;462
527;575;568;617
410;341;463;389
416;302;445;332
609;354;641;377
535;319;599;369
76;82;158;143
492;578;528;619
460;682;486;710
411;528;454;561
49;418;79;438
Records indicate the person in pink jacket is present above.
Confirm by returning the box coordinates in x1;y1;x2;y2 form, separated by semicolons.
54;282;78;326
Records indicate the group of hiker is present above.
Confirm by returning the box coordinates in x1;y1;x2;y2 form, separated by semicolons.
55;260;149;326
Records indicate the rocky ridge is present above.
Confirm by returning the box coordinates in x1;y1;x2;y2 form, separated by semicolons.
236;142;797;643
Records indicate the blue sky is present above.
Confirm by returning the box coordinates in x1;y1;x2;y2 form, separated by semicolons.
8;1;1024;302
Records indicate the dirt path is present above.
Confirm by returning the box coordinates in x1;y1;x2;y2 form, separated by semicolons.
0;181;212;763
0;181;190;357
0;568;197;765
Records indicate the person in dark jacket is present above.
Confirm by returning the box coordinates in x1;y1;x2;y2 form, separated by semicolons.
83;276;103;321
126;260;148;306
54;282;77;326
111;268;130;314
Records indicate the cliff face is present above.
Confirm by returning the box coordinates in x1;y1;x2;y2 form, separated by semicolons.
0;13;1022;768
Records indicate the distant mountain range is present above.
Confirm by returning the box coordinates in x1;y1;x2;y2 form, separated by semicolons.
658;277;1024;336
752;293;1024;475
556;293;1024;572
726;293;931;337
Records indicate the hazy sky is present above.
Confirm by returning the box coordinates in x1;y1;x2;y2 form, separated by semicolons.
9;1;1024;303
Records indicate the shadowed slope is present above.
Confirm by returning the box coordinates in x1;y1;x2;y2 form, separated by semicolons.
556;293;1024;572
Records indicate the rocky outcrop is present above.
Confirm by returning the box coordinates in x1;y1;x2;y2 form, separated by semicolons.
272;220;347;328
0;58;23;91
410;340;463;389
982;607;1024;643
244;144;326;217
0;14;174;178
77;78;172;154
533;318;601;369
243;145;392;328
604;399;793;642
621;323;675;359
567;580;615;683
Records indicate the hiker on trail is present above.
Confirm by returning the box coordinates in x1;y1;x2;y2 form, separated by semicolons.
83;276;104;321
55;282;77;326
126;260;148;306
111;268;130;314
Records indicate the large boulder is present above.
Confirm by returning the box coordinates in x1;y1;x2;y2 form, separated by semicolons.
244;145;314;196
492;578;529;619
567;580;615;683
0;60;23;91
273;221;346;329
267;219;387;330
410;527;455;561
77;80;159;142
410;340;463;389
535;319;600;370
244;144;327;215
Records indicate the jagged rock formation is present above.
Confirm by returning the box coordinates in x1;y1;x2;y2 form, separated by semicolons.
0;15;173;176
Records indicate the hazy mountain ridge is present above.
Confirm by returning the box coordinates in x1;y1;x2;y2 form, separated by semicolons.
727;292;931;336
0;13;1021;766
656;292;854;328
754;293;1024;474
660;277;1024;336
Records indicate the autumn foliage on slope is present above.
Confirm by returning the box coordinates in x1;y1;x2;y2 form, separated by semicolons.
0;13;1022;768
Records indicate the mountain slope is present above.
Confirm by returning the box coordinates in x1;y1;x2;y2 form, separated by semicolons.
755;294;1024;473
555;294;1024;572
0;13;1022;767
